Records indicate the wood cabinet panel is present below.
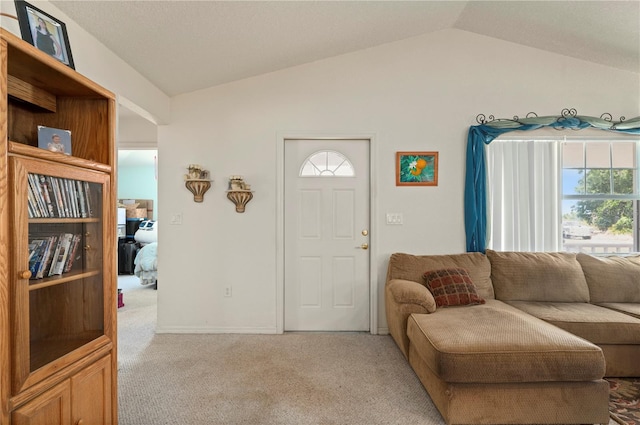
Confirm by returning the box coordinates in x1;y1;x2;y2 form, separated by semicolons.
1;28;117;424
12;381;70;425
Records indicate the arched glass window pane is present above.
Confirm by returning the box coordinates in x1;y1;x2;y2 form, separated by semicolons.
299;150;355;177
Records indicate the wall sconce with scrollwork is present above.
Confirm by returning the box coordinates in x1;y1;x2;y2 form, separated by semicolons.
184;164;212;202
226;175;253;213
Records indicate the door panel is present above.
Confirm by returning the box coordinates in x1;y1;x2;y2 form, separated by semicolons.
284;139;369;331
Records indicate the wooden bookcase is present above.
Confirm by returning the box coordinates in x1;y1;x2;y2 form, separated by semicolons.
0;29;117;424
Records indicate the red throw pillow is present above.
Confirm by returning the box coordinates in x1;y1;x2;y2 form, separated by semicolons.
423;268;486;308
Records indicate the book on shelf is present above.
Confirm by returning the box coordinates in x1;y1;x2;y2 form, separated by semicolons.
49;233;73;276
63;234;82;273
28;239;49;277
27;174;95;218
36;235;58;279
29;233;82;279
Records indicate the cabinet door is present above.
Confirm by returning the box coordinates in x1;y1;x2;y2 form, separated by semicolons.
10;156;113;393
71;355;112;425
11;381;71;425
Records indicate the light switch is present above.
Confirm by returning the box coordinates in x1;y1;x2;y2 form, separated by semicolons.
170;213;183;225
386;213;403;225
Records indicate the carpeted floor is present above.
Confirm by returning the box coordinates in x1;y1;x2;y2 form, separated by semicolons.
116;276;624;425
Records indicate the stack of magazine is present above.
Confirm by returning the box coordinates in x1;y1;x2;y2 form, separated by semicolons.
28;233;83;279
27;173;93;219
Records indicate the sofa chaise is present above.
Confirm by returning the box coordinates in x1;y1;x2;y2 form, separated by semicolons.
385;250;640;425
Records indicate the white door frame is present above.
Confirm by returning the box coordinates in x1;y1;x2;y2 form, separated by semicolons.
276;133;378;334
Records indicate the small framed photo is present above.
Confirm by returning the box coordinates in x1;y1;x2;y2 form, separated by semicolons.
14;0;75;69
38;126;72;155
396;151;438;186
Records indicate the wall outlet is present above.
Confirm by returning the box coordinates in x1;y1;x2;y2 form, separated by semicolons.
224;286;232;297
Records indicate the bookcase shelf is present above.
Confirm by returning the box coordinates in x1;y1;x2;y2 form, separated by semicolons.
1;28;117;424
28;269;101;291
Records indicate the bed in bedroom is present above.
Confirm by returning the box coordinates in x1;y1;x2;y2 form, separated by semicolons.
133;220;158;286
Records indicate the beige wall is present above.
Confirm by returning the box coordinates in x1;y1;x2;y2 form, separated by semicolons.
157;28;640;333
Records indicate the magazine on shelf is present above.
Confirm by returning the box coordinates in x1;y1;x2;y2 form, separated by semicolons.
37;126;72;155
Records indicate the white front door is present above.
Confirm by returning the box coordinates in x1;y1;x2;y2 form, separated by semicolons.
284;139;370;331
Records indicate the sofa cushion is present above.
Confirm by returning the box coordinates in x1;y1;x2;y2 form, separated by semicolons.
387;252;494;300
596;302;640;319
486;250;589;302
406;300;605;384
576;253;640;303
422;268;485;307
507;301;640;344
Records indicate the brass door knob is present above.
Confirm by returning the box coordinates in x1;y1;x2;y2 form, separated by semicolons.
19;270;32;279
360;243;369;250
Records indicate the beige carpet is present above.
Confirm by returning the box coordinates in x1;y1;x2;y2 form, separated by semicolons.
116;277;618;425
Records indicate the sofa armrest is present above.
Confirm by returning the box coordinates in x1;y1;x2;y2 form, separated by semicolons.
387;279;436;313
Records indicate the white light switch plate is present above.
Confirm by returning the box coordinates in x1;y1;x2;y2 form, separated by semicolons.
170;213;183;225
386;213;403;225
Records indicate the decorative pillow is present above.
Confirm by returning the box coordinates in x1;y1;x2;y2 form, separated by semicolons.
422;268;486;308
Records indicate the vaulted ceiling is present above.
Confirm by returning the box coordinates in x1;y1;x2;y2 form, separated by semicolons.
52;1;640;98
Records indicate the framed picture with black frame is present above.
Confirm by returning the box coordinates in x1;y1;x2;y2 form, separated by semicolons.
14;0;75;69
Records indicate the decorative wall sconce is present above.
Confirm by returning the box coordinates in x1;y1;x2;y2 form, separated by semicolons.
226;175;253;213
184;164;212;203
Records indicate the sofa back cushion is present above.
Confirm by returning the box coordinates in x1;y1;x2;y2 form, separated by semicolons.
576;253;640;303
486;249;590;302
386;252;494;300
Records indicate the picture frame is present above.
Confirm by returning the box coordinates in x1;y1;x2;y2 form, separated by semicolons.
14;0;75;69
396;151;438;186
38;125;72;155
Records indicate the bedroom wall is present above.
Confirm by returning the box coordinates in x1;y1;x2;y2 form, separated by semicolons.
157;28;640;333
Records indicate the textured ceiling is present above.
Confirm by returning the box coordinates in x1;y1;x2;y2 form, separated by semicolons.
51;0;640;98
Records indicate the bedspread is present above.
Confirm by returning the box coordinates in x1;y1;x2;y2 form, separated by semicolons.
134;242;157;285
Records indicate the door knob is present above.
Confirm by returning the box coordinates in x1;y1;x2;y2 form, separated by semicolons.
360;243;369;250
362;229;368;236
19;270;32;279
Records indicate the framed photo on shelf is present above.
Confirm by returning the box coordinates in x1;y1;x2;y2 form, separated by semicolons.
396;151;438;186
38;126;72;155
14;0;75;69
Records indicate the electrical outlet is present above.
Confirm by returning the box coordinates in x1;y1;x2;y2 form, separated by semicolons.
224;286;232;297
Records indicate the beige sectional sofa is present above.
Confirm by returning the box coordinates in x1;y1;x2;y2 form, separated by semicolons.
385;250;640;425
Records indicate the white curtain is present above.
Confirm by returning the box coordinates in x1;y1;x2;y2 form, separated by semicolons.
486;140;562;252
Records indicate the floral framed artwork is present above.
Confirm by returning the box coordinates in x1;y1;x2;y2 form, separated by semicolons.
396;151;438;186
14;0;75;69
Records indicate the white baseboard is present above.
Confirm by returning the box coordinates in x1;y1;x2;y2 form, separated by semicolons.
155;326;278;334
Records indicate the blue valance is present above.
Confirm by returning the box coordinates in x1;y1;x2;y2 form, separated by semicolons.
464;110;640;252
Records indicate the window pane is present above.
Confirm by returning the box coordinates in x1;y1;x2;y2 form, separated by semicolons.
585;169;611;194
612;142;636;168
562;199;634;254
585;142;610;168
563;169;584;195
563;142;584;168
612;169;635;195
299;150;355;177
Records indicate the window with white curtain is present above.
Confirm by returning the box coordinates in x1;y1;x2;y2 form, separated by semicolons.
486;139;562;252
487;138;640;254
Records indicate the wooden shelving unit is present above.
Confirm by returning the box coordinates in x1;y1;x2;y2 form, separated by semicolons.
0;28;117;424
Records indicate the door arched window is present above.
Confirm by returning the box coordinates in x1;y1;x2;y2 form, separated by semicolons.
299;150;355;177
